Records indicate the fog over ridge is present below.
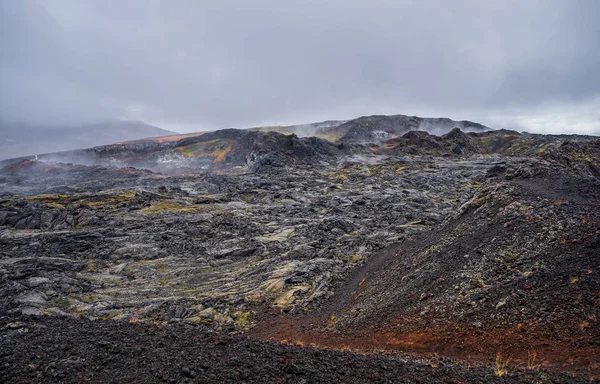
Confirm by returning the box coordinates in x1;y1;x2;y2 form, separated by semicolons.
0;0;599;135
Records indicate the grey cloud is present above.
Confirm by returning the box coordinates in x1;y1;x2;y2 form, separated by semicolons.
1;0;599;133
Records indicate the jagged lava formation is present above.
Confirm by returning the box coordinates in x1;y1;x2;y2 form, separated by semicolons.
1;114;599;383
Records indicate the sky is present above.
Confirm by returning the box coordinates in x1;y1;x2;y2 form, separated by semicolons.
1;0;599;135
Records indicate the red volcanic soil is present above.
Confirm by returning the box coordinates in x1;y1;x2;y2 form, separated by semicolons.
251;310;600;378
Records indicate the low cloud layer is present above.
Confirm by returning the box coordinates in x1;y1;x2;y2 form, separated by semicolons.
1;0;599;134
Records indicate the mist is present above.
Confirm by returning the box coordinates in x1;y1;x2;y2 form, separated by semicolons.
1;0;599;135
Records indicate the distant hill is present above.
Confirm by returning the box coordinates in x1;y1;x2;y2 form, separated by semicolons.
315;114;490;143
124;114;490;146
0;113;496;168
250;114;490;143
0;120;176;160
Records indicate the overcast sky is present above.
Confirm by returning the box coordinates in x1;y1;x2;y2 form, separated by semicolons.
1;0;599;135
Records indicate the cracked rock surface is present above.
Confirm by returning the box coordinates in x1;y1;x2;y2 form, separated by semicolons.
1;156;496;331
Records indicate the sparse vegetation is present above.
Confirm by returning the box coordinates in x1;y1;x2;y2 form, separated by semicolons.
140;199;198;213
527;351;540;370
494;352;511;376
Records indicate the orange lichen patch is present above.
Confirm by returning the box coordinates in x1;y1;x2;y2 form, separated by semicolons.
129;308;140;323
211;143;232;163
579;320;590;329
117;132;208;144
176;139;234;162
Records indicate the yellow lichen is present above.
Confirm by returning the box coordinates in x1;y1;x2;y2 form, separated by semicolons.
273;285;310;308
140;199;198;213
81;189;136;207
232;309;252;328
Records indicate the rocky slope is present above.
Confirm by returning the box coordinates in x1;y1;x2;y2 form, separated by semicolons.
0;129;342;173
324;158;600;362
374;128;600;164
248;137;600;378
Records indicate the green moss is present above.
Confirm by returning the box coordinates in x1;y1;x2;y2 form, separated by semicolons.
154;263;167;272
568;151;594;163
100;312;117;320
78;189;137;208
80;294;95;303
232;309;252;328
141;199;198;214
24;193;70;208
